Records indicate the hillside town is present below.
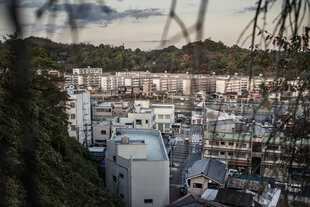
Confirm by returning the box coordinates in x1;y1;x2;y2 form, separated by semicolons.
62;67;309;207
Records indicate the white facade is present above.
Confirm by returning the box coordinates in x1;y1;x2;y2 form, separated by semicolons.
152;104;175;134
128;107;154;129
67;89;91;146
65;67;102;88
106;128;169;207
92;120;111;146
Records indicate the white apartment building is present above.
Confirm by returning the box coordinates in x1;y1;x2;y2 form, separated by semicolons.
152;104;175;134
65;66;102;88
66;88;91;146
106;128;169;207
216;75;248;94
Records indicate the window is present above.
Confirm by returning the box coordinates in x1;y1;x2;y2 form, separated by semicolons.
211;150;219;156
267;145;279;150
113;176;116;182
70;114;76;119
228;152;233;156
136;119;142;125
193;183;203;188
158;115;163;119
120;194;124;199
71;125;76;131
113;156;116;162
221;141;225;145
220;151;225;156
119;173;124;178
158;124;163;131
228;142;234;146
237;153;247;158
145;120;149;124
236;143;247;148
165;115;170;119
70;102;75;108
144;199;153;204
165;124;170;129
209;141;219;146
101;130;106;135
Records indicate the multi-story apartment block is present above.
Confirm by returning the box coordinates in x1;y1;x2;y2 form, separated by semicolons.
143;83;156;96
66;88;92;146
216;75;246;94
106;128;169;207
203;132;252;171
65;66;102;88
252;135;310;179
152;104;175;134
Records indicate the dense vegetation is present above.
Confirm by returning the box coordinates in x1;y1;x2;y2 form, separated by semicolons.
1;36;306;78
0;35;123;207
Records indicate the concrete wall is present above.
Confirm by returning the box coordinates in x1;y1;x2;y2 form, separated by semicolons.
128;113;154;129
131;160;169;207
187;176;209;197
92;106;113;120
93;124;111;145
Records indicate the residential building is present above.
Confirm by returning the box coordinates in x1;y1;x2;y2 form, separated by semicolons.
66;88;91;146
203;132;252;171
134;100;150;108
127;106;154;129
207;119;235;133
111;117;134;133
65;66;102;88
143;83;156;96
92;102;113;121
92;120;111;146
112;102;133;117
152;104;175;134
192;111;204;125
106;128;169;207
186;158;227;197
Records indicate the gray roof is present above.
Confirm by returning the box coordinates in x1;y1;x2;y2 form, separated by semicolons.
188;158;227;184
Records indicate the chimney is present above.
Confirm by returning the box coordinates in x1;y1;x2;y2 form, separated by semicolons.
121;136;130;144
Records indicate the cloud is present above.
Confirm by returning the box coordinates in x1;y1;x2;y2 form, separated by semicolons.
49;3;164;26
37;23;67;34
238;6;264;14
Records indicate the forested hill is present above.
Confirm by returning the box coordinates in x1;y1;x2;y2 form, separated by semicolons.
0;35;123;207
21;36;259;75
8;36;303;78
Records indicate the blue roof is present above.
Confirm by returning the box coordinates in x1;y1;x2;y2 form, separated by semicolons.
208;119;235;126
232;174;275;184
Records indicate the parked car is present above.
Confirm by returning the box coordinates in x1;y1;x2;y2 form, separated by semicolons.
184;138;190;145
228;169;239;175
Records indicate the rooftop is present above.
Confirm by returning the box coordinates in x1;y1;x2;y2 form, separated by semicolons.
187;158;227;184
206;132;252;142
111;128;168;161
208;119;235;126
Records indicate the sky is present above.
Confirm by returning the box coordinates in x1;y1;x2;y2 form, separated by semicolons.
0;0;309;50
